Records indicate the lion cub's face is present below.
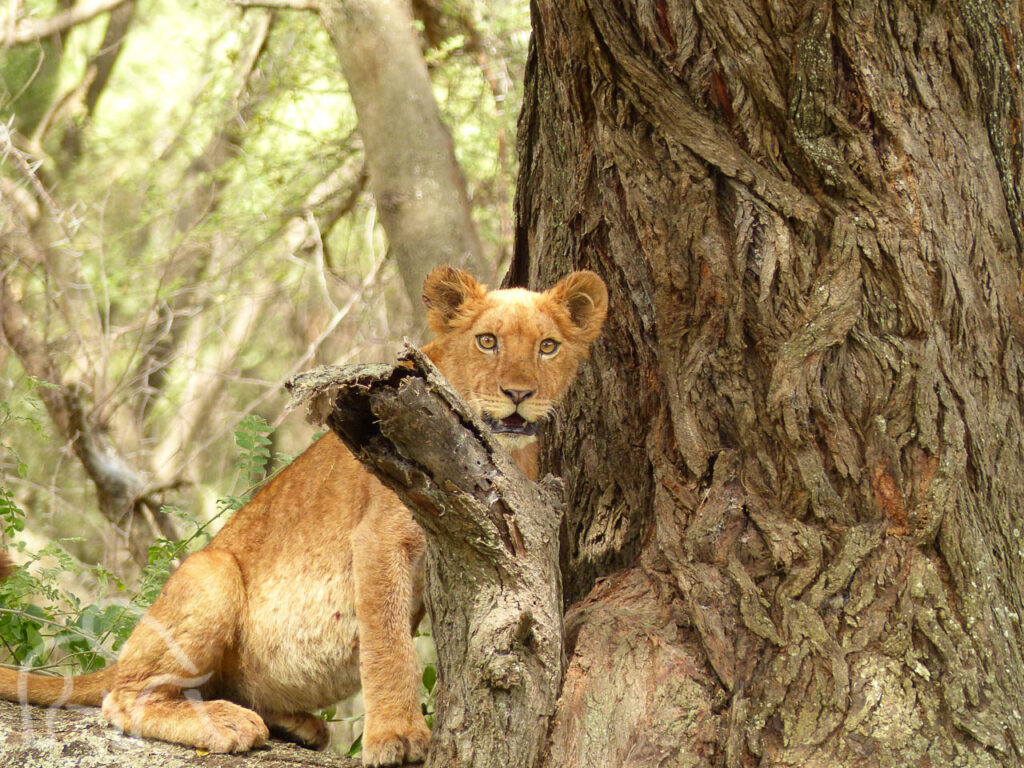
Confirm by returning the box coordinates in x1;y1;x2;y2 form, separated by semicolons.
420;266;608;451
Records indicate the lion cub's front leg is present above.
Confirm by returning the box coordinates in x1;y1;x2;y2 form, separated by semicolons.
351;503;431;766
102;549;270;753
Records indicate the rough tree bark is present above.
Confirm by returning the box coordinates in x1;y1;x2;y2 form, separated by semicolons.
506;0;1024;766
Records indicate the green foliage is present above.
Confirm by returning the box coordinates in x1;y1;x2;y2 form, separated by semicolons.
0;539;137;671
0;411;282;673
0;43;59;132
422;660;439;727
233;413;274;491
347;732;364;758
215;413;274;513
0;487;25;539
0;402;30;537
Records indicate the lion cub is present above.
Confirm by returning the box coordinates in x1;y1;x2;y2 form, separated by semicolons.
0;266;607;766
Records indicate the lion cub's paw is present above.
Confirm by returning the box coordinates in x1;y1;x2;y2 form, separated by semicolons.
199;701;271;753
361;720;431;766
266;711;331;750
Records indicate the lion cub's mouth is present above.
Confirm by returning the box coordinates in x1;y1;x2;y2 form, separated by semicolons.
483;413;539;437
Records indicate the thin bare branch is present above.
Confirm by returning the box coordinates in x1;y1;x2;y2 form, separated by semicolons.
0;0;131;46
232;0;320;10
0;125;103;374
59;1;137;157
0;129;177;567
150;288;274;482
0;275;169;567
170;250;387;486
114;12;274;423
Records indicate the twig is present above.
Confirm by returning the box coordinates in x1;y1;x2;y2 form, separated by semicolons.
232;0;320;11
96;11;274;421
0;0;131;46
173;252;386;473
0;125;65;236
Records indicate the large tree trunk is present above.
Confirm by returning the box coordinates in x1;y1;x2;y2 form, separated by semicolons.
511;0;1024;765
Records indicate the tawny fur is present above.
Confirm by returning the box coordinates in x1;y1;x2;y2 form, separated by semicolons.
0;267;607;766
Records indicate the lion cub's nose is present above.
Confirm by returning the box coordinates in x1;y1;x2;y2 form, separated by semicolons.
501;387;535;405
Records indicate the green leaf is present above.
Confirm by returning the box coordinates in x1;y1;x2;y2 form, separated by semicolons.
347;733;363;757
422;663;437;692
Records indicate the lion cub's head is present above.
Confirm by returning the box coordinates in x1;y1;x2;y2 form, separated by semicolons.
420;266;608;457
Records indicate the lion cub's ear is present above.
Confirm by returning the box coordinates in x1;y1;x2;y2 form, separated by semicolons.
422;265;488;333
547;270;608;343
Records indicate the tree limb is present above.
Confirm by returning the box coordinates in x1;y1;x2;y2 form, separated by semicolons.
58;1;137;157
287;347;565;768
319;0;488;324
0;0;132;46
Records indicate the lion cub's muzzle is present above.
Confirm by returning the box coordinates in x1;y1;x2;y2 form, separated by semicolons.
484;387;544;437
483;412;540;437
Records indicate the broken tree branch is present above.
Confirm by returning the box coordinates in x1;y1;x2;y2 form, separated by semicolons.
287;346;565;768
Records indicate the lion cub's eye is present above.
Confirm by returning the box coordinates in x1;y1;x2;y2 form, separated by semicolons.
539;338;561;356
476;333;498;352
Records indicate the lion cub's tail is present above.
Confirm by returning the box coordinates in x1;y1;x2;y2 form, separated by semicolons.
0;665;116;707
0;550;116;707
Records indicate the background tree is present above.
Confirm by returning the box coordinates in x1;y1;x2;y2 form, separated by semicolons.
0;0;526;753
504;0;1024;765
0;0;523;570
319;0;489;323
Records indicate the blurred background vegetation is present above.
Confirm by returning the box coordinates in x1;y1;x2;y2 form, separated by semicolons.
0;0;528;752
